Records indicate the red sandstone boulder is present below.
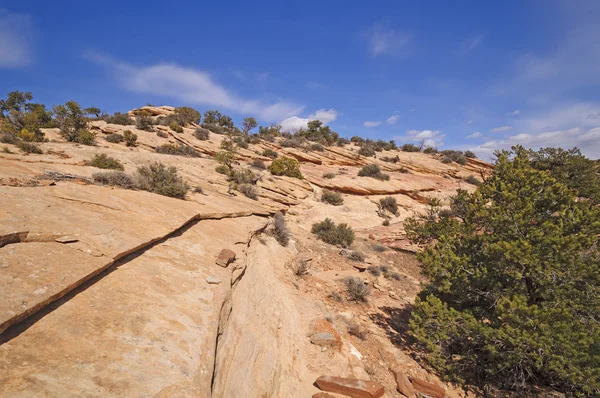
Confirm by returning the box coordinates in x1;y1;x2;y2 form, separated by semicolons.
315;375;384;398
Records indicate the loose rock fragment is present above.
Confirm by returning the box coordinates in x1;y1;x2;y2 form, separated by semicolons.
215;248;236;268
315;375;385;398
410;376;446;398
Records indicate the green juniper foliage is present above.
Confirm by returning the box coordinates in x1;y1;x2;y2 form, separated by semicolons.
405;146;600;395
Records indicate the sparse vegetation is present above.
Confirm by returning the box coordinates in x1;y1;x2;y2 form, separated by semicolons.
310;143;325;152
238;183;258;200
268;156;303;179
321;189;344;206
423;147;438;154
368;266;382;276
292;259;310;277
251;159;267;170
105;133;124;143
346;320;367;339
135;162;189;199
343;277;371;302
381;155;399;163
86;153;124;170
273;211;290;246
358;145;376;157
215;165;229;175
103;112;134;126
322;172;336;179
440;150;467;165
1;91;52;142
379;196;399;215
169;121;183;133
464;150;477;158
382;218;390;226
193;186;204;194
155;143;201;158
123;130;137;147
358;164;390;181
193;128;210;140
311;218;354;248
2;145;12;153
401;143;421;152
262;148;278;158
441;156;452;164
464;175;481;186
17;141;43;154
156;131;167;138
135;112;154;131
348;251;365;262
92;171;135;189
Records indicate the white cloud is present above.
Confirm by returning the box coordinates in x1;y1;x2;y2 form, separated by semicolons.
85;52;303;122
475;127;600;159
306;81;327;90
363;121;382;128
459;35;484;53
490;126;513;133
505;109;521;116
386;115;400;125
364;24;410;57
467;132;482;138
396;129;445;148
0;9;34;67
587;112;600;120
466;119;473;125
279;108;339;131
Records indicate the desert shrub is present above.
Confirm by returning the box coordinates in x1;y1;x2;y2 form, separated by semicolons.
382;218;390;226
17;141;43;154
386;272;401;280
358;164;390;181
268;156;303;179
464;175;481;186
381;155;399;163
368;266;382;276
193;128;210;140
379;196;399;215
87;153;124;170
328;291;344;302
455;155;467;165
75;129;97;146
262;148;278;158
343;277;371;302
372;244;387;252
104;112;134;125
273;211;290;246
155;143;201;158
53;100;95;144
401;143;421;152
123;130;137;147
351;136;365;144
246;134;261;144
280;136;305;148
464;150;477;158
172;106;201;126
310;143;325;152
336;137;350;146
233;136;249;149
440;150;467;165
311;218;354;248
169;121;184;133
251;159;266;170
92;171;134;189
1;145;12;153
105;133;123;143
135;113;154;131
321;189;344;206
156;131;167;138
193;186;204;194
441;156;452;164
358;145;376;157
348;251;365;262
346;320;367;339
0;132;18;144
322;172;336;179
135;162;189;199
405;146;600;394
1;91;52;141
423;147;438;154
292;259;310;277
229;168;257;185
215;165;229;175
238;183;258;200
399;166;409;174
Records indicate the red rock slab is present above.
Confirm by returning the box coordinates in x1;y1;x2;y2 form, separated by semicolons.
410;376;446;398
216;248;236;267
315;375;384;398
393;370;416;397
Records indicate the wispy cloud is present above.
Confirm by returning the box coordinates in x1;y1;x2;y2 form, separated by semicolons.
396;129;445;147
490;125;513;133
0;9;35;67
306;81;328;91
364;24;410;57
505;109;520;116
587;112;600;120
363;120;382;128
459;35;484;54
386;115;400;125
466;119;473;125
467;132;482;138
84;52;303;122
280;108;339;131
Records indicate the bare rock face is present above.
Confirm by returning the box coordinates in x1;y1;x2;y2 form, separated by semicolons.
410;376;446;398
393;370;417;397
310;332;336;347
315;375;385;398
128;105;175;117
313;393;338;398
215;248;236;267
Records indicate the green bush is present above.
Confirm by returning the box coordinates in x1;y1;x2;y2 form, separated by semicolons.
358;145;376;157
273;211;289;246
215;165;230;175
92;171;134;189
464;150;476;158
280;137;305;148
321;189;344;206
123;130;137;147
358;164;390;181
170;121;183;133
423;147;438;154
156;131;167;138
1;91;52;142
135;113;154;131
135;162;189;199
251;159;266;170
104;112;134;125
268;156;303;179
336;137;350;146
464;175;481;186
401;143;421;152
155;143;201;158
405;146;600;394
441;156;452;164
322;172;336;179
87;153;124;170
229;168;258;185
17;141;43;154
262;148;278;158
194;128;210;140
311;218;354;248
105;133;123;143
379;196;399;215
381;155;399;163
238;183;258;200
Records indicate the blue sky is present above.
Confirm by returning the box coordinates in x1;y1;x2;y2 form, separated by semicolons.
1;1;600;158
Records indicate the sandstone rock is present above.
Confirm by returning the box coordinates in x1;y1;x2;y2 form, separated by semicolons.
352;264;367;272
393;370;416;397
310;332;336;347
313;393;338;398
206;276;222;284
216;248;236;267
315;375;385;398
410;376;446;398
